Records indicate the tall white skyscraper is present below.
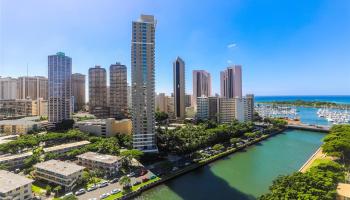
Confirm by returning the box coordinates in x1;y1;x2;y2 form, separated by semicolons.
48;52;72;125
220;65;242;98
173;57;185;119
131;14;157;152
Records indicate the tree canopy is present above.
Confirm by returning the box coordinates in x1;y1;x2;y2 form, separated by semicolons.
260;161;344;200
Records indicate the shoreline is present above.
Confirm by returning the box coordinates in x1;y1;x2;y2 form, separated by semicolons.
298;147;323;173
117;128;286;200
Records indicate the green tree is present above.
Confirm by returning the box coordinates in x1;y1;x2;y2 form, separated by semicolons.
119;175;131;188
259;161;344;200
212;144;224;151
45;185;52;196
230;138;241;147
155;111;169;124
322;124;350;163
121;149;144;170
53;185;62;197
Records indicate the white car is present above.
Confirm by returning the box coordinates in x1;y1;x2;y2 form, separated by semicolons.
111;189;121;194
88;198;97;200
100;194;108;199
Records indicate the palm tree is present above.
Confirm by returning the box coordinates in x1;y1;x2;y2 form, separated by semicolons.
53;185;62;197
119;175;131;188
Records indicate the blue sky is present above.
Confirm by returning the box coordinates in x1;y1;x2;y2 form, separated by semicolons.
1;0;349;97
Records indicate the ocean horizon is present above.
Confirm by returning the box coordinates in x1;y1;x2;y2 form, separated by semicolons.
255;95;350;105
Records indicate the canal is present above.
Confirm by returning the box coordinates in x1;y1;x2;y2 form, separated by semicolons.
134;129;326;200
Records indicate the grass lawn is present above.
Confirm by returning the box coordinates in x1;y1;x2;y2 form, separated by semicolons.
308;157;333;170
32;184;46;195
104;177;161;200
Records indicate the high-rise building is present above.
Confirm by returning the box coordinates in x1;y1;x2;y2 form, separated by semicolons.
196;96;209;120
192;70;211;109
185;94;192;107
0;77;17;100
127;85;132;109
109;62;127;119
208;97;219;122
244;94;254;121
131;14;157;152
17;76;48;100
220;65;242;98
173;57;185;119
88;66;108;118
48;52;72;124
71;73;85;112
155;93;168;113
167;96;175;118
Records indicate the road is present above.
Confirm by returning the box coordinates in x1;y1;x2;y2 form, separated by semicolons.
77;171;154;200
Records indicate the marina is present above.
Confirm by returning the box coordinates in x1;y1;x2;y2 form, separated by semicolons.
317;108;350;124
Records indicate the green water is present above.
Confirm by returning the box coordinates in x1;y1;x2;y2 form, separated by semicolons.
135;129;326;200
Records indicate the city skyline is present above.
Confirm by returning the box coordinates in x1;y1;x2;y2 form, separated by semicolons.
1;0;350;96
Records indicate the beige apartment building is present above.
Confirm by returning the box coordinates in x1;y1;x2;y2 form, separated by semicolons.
17;76;48;100
0;77;17;100
0;141;90;169
89;66;109;118
0;117;45;135
109;63;128;119
0;98;47;118
0;170;34;200
77;152;122;175
75;118;131;137
34;160;85;191
71;73;86;112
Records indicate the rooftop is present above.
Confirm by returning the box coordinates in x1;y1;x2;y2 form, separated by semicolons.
0;116;41;126
337;183;350;198
0;141;90;163
34;160;85;176
77;152;121;164
0;170;34;193
44;140;90;153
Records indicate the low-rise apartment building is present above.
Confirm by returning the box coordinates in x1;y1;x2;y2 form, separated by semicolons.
0;116;46;135
75;118;131;137
0;141;90;169
0;170;34;200
0;98;47;119
77;152;122;175
34;160;85;191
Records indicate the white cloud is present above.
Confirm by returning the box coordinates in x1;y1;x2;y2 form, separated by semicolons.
227;43;237;48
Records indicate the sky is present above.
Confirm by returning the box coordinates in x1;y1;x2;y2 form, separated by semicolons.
1;0;350;98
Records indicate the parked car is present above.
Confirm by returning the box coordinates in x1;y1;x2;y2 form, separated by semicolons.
88;198;97;200
75;189;86;196
127;172;136;177
150;175;157;180
133;181;141;186
142;177;149;182
109;178;118;183
61;192;73;199
99;193;108;199
140;169;147;176
99;181;108;188
111;189;121;194
87;185;97;192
